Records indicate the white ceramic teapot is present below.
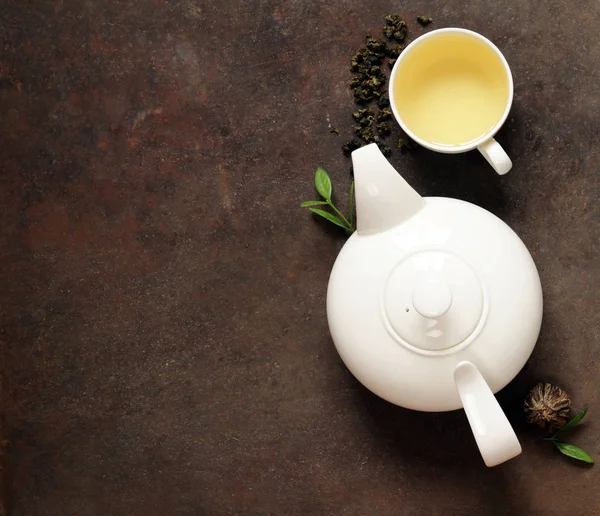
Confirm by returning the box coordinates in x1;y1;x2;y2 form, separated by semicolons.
327;143;543;467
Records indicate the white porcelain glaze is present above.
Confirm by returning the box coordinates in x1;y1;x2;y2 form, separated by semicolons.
327;144;543;466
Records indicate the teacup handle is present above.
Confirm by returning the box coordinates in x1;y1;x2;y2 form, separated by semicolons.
454;361;522;467
477;138;512;175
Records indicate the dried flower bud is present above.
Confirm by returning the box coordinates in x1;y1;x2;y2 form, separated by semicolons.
524;383;571;432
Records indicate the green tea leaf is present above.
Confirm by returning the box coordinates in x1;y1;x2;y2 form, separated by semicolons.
309;208;347;229
554;442;594;464
300;200;328;207
315;168;332;200
559;408;588;433
349;181;355;228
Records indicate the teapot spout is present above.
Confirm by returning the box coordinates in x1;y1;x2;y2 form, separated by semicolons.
352;143;425;235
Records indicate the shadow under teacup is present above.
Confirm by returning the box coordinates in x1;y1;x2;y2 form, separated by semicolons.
389;28;514;175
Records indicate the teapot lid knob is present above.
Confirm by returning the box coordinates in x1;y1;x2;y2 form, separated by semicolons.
412;279;453;319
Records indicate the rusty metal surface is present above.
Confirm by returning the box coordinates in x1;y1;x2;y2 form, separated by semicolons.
1;1;599;515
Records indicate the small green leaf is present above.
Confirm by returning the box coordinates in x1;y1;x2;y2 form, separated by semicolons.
559;408;588;433
300;200;328;207
315;168;332;200
554;442;594;464
309;208;347;229
349;181;355;228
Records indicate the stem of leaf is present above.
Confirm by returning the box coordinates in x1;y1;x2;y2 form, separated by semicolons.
327;201;354;232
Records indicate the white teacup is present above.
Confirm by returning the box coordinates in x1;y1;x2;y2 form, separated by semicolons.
389;28;513;175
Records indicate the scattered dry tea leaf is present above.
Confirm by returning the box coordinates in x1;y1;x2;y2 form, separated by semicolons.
354;125;379;143
365;36;388;57
383;14;407;41
352;108;375;126
353;86;374;103
342;138;361;156
398;138;413;152
377;94;390;108
376;122;391;135
343;14;419;158
385;43;405;58
376;108;392;122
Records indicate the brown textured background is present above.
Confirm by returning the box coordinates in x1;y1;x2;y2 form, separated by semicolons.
1;1;599;515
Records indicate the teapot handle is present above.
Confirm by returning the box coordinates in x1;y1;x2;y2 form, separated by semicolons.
454;361;522;467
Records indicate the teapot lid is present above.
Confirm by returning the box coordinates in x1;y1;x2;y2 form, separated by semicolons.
384;250;485;351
